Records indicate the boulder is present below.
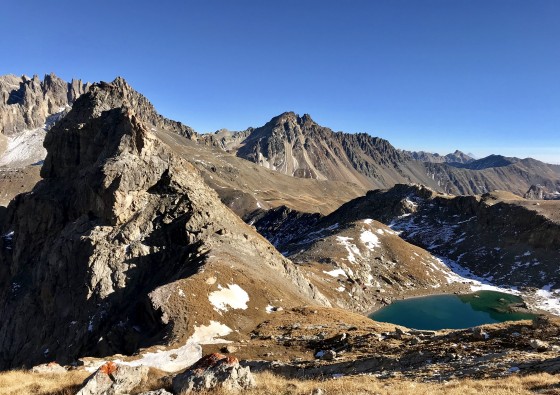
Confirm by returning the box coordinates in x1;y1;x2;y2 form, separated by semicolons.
31;361;67;373
77;361;149;395
172;353;256;394
472;327;490;340
529;339;549;351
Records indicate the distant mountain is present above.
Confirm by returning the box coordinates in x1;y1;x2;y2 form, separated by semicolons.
1;72;559;199
450;154;517;169
0;73;89;168
201;112;560;197
405;149;474;164
201;112;437;190
0;73;89;137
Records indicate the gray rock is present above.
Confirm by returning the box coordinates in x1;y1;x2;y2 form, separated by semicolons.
0;73;87;136
529;339;549;351
173;353;256;394
137;390;173;395
31;362;67;373
77;362;149;395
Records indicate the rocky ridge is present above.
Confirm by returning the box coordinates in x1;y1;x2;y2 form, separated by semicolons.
320;185;560;291
202;112;433;190
248;184;560;315
0;78;328;369
404;149;474;164
201;112;560;197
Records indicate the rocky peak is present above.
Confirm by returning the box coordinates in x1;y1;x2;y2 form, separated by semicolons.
300;113;314;126
41;77;196;179
0;73;88;136
0;77;326;369
266;112;318;131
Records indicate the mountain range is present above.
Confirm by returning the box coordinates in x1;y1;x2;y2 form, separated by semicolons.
0;74;559;385
200;111;560;196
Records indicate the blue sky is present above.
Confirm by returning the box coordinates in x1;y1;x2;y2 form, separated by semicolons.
1;0;558;163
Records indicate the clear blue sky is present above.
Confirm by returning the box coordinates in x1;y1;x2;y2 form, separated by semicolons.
1;0;559;163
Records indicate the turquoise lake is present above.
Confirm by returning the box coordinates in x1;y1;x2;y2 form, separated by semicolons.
370;290;536;330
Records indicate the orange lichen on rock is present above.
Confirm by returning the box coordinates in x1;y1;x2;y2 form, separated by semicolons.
99;361;117;376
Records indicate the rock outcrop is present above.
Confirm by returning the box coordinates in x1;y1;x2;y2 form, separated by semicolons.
77;362;149;395
0;78;327;369
172;353;256;394
524;184;560;200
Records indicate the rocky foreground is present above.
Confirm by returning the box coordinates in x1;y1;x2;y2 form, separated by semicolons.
5;308;560;394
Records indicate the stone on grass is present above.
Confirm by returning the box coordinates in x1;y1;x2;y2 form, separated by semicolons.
31;362;67;373
172;353;256;394
77;361;149;395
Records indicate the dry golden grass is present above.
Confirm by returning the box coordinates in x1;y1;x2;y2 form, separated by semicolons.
0;369;559;395
0;366;171;395
184;371;560;395
0;369;88;395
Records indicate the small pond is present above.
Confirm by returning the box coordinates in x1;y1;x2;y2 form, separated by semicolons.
370;290;536;330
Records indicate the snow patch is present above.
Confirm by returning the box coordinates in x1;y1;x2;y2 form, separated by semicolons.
111;320;232;373
534;287;560;315
323;268;347;278
0;127;47;167
189;320;233;344
360;230;380;250
3;231;14;240
336;236;361;263
208;284;249;312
